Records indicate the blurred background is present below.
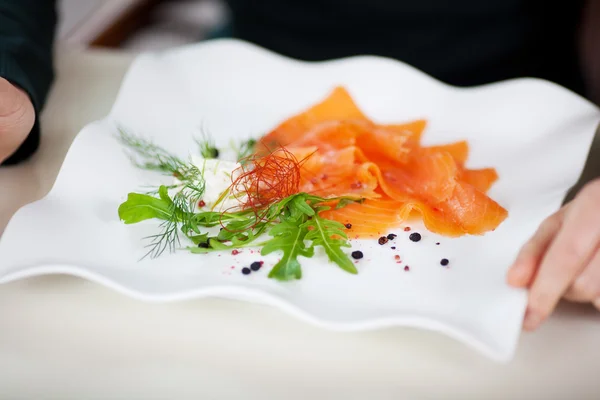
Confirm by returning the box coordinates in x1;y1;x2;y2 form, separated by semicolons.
59;0;229;51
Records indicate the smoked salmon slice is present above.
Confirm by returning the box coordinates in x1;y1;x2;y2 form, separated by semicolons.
261;87;370;148
257;86;508;237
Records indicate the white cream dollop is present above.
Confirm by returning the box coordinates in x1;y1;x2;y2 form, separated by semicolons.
174;156;245;212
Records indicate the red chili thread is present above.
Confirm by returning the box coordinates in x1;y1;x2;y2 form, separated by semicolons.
224;146;313;229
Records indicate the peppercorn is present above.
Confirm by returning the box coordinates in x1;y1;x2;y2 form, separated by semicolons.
378;236;388;245
409;232;421;242
351;251;364;259
241;267;251;275
250;261;262;271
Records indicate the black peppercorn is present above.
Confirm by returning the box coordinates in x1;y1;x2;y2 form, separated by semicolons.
409;232;421;242
250;261;262;271
351;251;364;259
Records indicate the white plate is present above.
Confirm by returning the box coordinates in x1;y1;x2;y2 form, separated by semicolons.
1;39;598;362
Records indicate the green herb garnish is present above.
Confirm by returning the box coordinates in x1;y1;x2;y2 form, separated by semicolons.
263;217;314;280
233;138;257;162
119;186;361;280
117;127;186;175
195;131;220;159
117;130;362;280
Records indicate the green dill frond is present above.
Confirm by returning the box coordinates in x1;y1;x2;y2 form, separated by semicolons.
232;138;257;162
142;210;180;259
117;127;186;175
176;163;206;219
140;187;202;259
195;126;219;159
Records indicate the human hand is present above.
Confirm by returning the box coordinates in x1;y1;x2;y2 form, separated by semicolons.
507;179;600;331
0;77;35;164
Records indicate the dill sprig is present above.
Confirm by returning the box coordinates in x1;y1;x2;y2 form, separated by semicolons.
232;138;257;162
117;128;210;257
141;164;206;258
117;127;186;175
144;212;180;259
140;186;183;259
195;127;219;159
138;184;205;259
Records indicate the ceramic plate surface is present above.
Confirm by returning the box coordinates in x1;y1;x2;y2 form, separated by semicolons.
2;39;599;361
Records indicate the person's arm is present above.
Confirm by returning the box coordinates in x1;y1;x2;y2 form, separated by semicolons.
0;0;57;165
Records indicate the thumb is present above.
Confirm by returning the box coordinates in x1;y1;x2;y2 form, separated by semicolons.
0;77;36;163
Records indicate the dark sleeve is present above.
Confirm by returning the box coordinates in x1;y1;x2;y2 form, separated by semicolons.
0;0;57;165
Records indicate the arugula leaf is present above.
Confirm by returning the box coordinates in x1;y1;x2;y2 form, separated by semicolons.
291;195;315;217
265;193;316;222
217;217;257;241
194;211;231;227
118;191;172;224
157;185;172;204
187;232;209;245
304;214;357;274
208;238;231;250
262;218;314;281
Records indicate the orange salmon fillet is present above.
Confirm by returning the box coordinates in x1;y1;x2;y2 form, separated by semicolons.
258;86;507;237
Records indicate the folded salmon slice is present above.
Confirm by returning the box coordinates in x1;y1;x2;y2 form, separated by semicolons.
323;182;507;237
261;87;370;147
290;146;380;199
257;86;508;237
320;198;408;238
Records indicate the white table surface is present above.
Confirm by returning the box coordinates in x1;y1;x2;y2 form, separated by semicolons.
1;48;600;400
